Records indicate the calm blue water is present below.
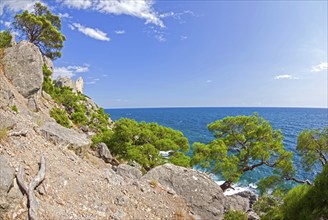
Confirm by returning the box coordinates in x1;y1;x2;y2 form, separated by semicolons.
106;107;328;186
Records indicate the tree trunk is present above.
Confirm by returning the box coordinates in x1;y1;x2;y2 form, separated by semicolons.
220;181;233;192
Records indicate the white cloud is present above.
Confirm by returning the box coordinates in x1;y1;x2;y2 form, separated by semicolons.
311;62;328;72
148;27;167;42
58;12;72;18
159;10;195;19
53;64;89;79
206;79;212;83
274;75;298;80
0;0;45;16
115;30;125;34
59;0;164;27
85;81;96;85
155;34;166;42
0;20;11;28
114;99;129;102
71;23;110;41
180;35;188;41
94;0;164;27
58;0;92;10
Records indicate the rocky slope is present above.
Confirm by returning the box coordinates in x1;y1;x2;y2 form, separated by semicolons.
0;41;258;220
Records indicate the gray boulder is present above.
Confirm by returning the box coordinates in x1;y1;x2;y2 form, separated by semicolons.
224;194;250;212
95;142;112;163
0;156;23;218
2;40;43;98
116;164;142;181
142;163;226;219
39;122;91;156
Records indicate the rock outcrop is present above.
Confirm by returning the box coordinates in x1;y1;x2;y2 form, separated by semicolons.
39;122;91;156
55;76;84;94
142;163;227;219
2;41;43;98
75;77;84;93
55;76;75;89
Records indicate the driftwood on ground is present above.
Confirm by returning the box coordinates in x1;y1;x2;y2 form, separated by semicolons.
16;155;46;220
9;130;28;137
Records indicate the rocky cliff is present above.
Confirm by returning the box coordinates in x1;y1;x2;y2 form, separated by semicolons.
0;41;257;220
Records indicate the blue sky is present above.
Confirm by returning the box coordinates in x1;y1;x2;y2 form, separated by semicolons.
1;0;327;108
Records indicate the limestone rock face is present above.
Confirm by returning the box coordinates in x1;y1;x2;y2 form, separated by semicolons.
94;142;112;163
75;77;83;93
2;40;43;98
142;163;226;219
10;33;17;46
55;77;75;90
0;156;23;218
39;122;91;155
55;76;84;94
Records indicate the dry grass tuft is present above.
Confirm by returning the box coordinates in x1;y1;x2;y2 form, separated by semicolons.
0;128;8;142
150;179;158;188
173;208;186;220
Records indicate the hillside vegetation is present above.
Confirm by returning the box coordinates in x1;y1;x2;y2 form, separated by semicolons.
0;3;327;220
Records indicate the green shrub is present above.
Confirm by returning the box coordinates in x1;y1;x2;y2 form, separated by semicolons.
169;152;191;167
254;195;281;220
11;105;18;113
224;210;247;220
257;164;328;220
42;64;52;77
0;31;12;48
42;76;57;96
91;129;113;147
71;111;88;125
89;108;110;132
106;118;191;170
50;108;71;128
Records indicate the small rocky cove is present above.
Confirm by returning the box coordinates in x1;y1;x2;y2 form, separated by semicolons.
0;41;259;219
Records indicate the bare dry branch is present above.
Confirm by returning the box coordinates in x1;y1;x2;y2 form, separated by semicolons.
16;155;46;220
9;130;28;137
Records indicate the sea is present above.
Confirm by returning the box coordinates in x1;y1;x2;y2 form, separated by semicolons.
106;107;328;195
